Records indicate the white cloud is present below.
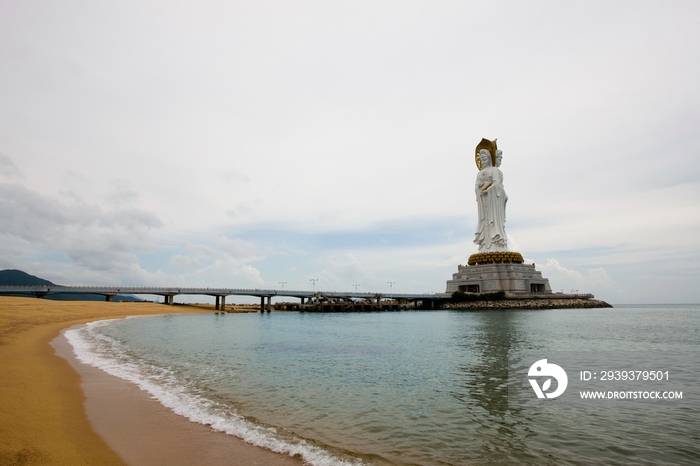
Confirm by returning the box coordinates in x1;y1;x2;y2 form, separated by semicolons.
537;258;616;295
239;264;264;286
0;181;163;279
0;153;22;178
170;254;202;271
215;237;256;260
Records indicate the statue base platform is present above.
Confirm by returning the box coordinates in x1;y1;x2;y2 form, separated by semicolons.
445;258;552;294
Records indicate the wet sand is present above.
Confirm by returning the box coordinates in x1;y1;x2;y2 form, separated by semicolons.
0;297;303;465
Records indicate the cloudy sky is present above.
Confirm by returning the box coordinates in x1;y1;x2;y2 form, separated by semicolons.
1;1;699;304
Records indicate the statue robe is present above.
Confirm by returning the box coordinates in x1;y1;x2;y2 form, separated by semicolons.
474;166;508;251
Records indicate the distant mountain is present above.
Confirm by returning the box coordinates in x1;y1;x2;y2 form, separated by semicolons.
0;269;54;286
0;269;143;302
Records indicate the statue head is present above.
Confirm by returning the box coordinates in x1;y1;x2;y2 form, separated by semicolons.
495;150;502;167
478;149;492;168
475;138;497;169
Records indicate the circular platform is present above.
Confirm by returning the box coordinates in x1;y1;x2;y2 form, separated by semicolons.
468;251;524;266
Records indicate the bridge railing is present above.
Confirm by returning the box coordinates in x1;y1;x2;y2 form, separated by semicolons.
0;286;446;301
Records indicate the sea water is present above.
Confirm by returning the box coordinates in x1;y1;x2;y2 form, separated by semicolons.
66;305;700;465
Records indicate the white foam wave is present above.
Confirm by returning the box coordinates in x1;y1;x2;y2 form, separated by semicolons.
65;319;362;466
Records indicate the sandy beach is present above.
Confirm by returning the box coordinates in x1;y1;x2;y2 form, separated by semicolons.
0;297;303;465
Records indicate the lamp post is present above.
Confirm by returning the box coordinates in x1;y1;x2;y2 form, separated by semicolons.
310;278;319;292
279;281;287;290
353;284;360;291
387;281;395;294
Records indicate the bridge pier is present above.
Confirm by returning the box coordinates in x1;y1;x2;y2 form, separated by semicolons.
164;295;174;305
105;294;115;302
260;296;265;313
300;297;305;311
215;295;227;310
266;296;271;312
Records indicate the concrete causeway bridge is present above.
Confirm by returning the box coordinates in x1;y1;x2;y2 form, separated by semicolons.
0;285;448;312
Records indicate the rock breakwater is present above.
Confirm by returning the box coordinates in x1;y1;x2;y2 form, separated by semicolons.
441;298;612;310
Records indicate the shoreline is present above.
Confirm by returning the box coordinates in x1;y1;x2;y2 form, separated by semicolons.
53;325;304;466
0;297;303;465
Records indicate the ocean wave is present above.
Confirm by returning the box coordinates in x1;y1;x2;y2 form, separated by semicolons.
65;319;363;466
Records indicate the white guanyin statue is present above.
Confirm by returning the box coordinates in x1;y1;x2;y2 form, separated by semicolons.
474;142;508;252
